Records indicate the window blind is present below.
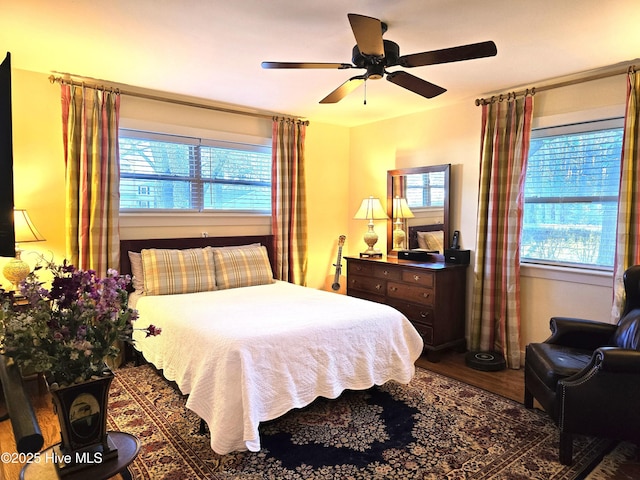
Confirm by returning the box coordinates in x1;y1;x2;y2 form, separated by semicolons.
522;120;623;268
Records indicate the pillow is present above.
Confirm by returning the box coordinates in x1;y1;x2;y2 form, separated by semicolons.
128;251;145;294
416;231;445;252
213;245;274;290
141;247;216;296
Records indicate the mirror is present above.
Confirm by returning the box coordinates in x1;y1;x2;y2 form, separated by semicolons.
386;164;450;255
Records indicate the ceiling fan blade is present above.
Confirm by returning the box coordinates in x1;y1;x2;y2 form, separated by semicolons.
347;13;385;57
261;61;353;69
399;41;497;67
386;71;446;99
320;76;366;104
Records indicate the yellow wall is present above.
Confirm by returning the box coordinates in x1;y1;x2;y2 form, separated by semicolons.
3;66;630;353
2;68;351;292
1;69;65;280
347;75;627;350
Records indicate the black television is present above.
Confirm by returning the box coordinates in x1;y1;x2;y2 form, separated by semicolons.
0;52;15;258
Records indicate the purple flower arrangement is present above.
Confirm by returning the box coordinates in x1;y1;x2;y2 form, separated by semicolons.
1;259;160;385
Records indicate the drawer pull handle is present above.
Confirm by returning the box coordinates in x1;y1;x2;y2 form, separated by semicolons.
389;286;397;292
383;270;389;276
375;284;383;291
420;311;429;318
423;292;430;298
413;275;420;281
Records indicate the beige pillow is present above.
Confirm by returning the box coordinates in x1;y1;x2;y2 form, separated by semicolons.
417;231;444;252
141;247;216;296
128;251;145;293
213;245;274;290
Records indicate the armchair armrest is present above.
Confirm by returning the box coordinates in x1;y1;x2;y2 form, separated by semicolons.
592;347;640;373
546;317;617;350
559;346;640;440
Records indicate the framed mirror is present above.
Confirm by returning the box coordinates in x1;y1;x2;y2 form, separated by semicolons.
386;164;450;255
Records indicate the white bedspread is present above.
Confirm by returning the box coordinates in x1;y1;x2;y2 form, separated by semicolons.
132;281;423;454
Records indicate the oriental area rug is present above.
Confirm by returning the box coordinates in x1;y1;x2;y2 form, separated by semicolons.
107;364;611;480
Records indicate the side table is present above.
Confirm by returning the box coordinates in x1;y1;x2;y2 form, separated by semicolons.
20;431;140;480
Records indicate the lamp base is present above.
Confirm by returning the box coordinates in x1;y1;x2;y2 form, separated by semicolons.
2;257;30;291
360;252;383;258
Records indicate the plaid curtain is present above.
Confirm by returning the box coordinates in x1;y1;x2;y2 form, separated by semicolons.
612;68;640;319
61;85;120;276
471;95;534;369
271;117;308;285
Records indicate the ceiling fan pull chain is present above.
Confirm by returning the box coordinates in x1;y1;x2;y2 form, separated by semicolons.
364;80;367;105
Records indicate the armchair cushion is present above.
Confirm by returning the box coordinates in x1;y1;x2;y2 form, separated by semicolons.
611;308;640;350
525;343;592;391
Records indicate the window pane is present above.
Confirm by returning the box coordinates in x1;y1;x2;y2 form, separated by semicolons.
522;124;623;268
120;178;194;210
119;138;193;177
119;131;271;212
203;183;271;210
406;172;445;208
200;146;271;211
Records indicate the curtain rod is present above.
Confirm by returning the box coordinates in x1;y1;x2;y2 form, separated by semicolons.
49;75;308;123
475;63;638;106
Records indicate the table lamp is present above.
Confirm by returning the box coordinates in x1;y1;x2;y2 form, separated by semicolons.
354;196;388;256
392;196;414;250
2;209;45;290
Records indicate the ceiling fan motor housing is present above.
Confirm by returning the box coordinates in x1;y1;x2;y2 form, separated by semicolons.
351;39;400;73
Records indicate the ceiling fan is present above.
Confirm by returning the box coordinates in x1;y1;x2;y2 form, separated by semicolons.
261;13;497;104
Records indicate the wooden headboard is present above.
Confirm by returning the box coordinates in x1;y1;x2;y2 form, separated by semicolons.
119;235;276;277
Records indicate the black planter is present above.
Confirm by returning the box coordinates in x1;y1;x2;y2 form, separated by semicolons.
47;369;118;475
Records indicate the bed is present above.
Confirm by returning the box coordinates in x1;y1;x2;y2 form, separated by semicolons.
119;235;424;455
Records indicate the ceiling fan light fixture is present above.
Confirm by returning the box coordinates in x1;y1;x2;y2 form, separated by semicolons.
366;63;385;80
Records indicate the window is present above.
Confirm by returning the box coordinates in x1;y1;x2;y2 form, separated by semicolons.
521;119;623;269
119;130;271;212
405;171;445;208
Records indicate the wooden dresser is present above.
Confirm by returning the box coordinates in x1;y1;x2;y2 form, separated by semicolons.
345;256;467;362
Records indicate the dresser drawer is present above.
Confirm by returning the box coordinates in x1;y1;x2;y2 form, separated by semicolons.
349;289;385;304
347;261;375;276
387;281;434;306
348;274;386;296
388;300;434;325
413;323;433;346
400;269;434;287
372;264;402;281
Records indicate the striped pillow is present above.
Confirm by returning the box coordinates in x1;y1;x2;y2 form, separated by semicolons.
213;245;274;290
141;247;216;296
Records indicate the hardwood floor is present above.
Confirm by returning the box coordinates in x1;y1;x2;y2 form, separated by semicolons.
9;351;632;480
417;350;525;403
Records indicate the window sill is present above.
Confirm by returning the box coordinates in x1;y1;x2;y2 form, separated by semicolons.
520;263;612;288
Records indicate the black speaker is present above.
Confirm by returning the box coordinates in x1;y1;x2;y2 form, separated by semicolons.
444;249;470;265
397;250;433;261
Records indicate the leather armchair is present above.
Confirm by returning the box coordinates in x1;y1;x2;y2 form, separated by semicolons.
524;265;640;465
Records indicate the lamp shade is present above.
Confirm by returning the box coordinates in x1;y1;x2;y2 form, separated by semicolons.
14;209;45;243
392;196;414;219
354;196;388;220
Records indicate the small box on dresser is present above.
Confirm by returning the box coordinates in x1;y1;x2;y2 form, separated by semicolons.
345;255;468;362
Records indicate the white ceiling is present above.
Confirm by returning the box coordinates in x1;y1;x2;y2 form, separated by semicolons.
2;0;640;127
